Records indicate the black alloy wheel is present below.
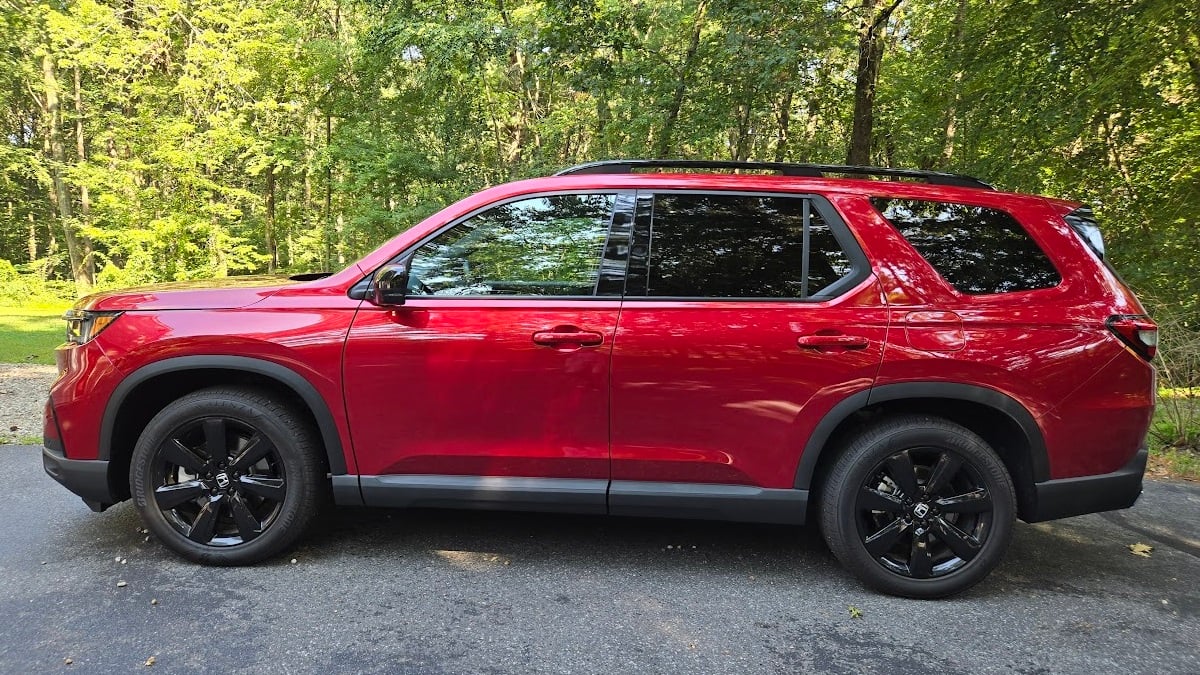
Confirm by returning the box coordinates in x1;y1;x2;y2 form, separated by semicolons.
819;415;1016;598
131;386;324;565
857;447;993;579
151;417;286;546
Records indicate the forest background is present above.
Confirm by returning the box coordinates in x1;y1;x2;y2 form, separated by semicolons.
1;0;1196;303
2;0;1199;462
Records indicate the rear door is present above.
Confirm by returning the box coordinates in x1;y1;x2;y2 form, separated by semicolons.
609;191;888;497
344;192;633;505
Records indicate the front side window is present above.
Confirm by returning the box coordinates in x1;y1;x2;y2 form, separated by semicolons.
407;194;614;297
644;193;854;299
870;198;1060;295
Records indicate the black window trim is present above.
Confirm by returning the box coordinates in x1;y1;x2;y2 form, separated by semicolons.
350;189;637;301
621;189;872;303
869;196;1065;298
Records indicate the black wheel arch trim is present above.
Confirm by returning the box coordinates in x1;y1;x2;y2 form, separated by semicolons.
99;355;349;475
793;382;1049;490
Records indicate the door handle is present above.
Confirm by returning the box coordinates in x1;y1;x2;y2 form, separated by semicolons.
532;329;604;347
796;335;870;350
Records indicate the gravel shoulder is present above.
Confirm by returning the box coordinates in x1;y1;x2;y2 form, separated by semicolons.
0;363;56;443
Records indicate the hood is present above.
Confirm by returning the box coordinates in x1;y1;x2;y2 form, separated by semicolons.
78;275;299;311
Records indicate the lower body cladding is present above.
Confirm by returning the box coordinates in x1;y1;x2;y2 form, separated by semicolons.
45;445;1148;525
338;475;809;525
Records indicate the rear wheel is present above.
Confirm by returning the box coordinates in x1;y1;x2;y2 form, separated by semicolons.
819;415;1016;598
130;387;324;565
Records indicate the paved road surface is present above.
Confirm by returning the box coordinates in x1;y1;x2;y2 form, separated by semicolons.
1;446;1198;674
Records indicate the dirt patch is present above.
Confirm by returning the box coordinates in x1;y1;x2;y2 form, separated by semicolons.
0;363;57;443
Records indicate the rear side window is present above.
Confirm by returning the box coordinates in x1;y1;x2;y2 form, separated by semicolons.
645;193;854;299
870;198;1060;295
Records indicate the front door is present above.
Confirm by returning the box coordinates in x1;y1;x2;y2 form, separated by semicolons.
344;192;632;506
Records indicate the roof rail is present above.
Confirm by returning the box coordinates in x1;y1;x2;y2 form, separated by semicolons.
554;159;994;190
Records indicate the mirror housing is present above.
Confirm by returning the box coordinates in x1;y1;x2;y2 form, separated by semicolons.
368;264;409;307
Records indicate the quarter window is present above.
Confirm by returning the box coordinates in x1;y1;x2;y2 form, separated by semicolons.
645;193;854;299
407;194;614;297
871;198;1061;295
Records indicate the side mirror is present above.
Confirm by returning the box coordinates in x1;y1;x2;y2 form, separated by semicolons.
368;264;409;307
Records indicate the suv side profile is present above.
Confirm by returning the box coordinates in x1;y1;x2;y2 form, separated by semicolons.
42;159;1156;598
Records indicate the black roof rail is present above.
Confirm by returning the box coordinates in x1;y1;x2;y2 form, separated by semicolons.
554;159;994;190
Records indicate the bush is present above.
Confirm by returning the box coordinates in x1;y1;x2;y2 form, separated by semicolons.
0;259;77;308
1149;306;1200;450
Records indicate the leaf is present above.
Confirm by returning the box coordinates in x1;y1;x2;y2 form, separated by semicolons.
1128;542;1154;558
848;605;863;619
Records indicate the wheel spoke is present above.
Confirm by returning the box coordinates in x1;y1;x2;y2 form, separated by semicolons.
161;439;207;473
908;531;933;578
229;493;263;541
925;452;963;495
936;488;992;514
154;480;207;510
203;418;228;463
930;516;982;561
237;475;285;502
863;518;908;557
230;434;274;473
188;495;224;543
884;451;921;499
859;486;905;513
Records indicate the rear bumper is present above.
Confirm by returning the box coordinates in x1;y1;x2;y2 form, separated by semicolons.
1023;447;1147;522
42;445;114;512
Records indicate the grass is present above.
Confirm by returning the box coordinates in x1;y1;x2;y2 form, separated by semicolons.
0;305;68;365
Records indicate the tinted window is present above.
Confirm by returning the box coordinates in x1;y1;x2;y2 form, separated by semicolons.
646;193;853;298
408;194;613;296
870;198;1060;295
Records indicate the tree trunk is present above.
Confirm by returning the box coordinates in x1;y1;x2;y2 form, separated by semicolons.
41;54;90;292
731;97;754;161
774;89;792;163
73;67;95;282
596;96;612;157
847;0;904;166
28;211;37;263
656;0;708;157
941;0;967;166
265;164;278;273
324;113;334;270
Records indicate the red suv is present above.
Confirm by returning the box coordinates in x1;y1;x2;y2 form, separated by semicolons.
41;160;1156;598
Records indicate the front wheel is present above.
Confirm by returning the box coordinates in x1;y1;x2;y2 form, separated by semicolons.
130;387;324;565
819;415;1016;598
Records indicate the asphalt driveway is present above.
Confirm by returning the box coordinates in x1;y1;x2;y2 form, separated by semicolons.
1;446;1197;674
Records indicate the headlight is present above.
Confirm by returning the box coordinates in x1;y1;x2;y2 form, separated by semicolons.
64;309;123;345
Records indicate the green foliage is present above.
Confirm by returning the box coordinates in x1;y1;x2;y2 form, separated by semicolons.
0;0;1195;323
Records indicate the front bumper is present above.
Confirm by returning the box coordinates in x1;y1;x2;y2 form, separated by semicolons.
1023;447;1147;522
42;445;114;512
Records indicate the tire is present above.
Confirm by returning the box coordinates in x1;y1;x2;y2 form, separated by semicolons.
130;386;324;565
818;415;1016;599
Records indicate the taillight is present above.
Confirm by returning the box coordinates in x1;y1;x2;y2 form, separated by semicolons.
1107;314;1157;360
